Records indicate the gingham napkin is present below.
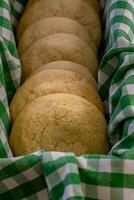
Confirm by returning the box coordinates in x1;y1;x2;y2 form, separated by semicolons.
0;0;134;199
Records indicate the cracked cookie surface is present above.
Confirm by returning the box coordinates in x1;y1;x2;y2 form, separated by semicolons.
9;93;109;156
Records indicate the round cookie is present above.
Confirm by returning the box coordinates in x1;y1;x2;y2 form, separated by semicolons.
20;33;98;81
28;61;97;88
17;0;101;47
18;17;96;55
9;93;109;156
10;69;104;122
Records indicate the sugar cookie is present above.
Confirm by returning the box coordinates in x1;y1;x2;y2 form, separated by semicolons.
9;94;109;156
20;33;98;81
17;0;101;47
10;69;104;122
18;17;96;55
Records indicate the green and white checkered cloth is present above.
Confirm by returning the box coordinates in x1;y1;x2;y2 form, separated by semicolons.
0;0;134;199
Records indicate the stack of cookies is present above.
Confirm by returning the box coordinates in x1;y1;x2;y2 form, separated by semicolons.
9;0;109;156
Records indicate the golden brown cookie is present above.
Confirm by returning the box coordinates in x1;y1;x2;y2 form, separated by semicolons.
18;17;96;55
10;69;104;122
17;0;101;47
28;61;97;88
20;33;98;81
9;93;109;156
